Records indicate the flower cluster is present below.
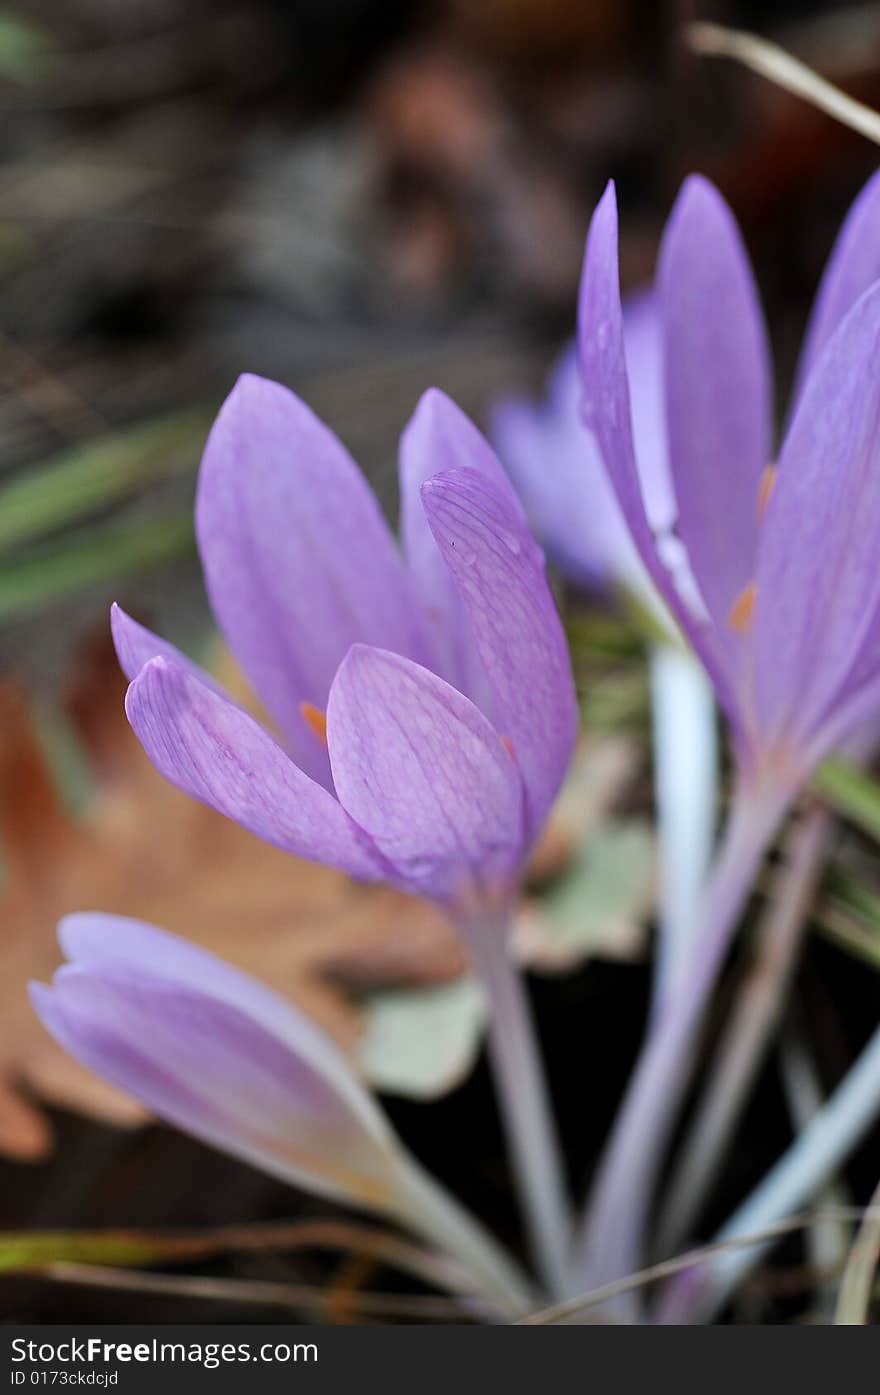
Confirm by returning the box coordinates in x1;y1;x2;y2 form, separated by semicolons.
111;380;576;913
32;167;880;1322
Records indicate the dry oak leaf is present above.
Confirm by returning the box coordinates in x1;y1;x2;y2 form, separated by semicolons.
0;631;462;1161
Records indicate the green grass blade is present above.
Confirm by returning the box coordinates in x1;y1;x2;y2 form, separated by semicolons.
0;510;194;620
813;760;880;845
0;409;208;552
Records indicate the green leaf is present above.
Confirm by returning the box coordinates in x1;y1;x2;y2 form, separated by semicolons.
827;869;880;928
814;903;880;970
0;222;35;274
32;701;96;816
0;1230;177;1274
815;868;880;969
0;510;194;620
0;11;52;82
516;821;655;971
813;760;880;844
359;977;487;1100
0;409;208;552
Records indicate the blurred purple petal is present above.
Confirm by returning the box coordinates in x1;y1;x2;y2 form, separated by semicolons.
796;169;880;400
420;467;576;835
111;602;226;696
624;295;675;535
491;349;637;590
327;645;524;904
32;919;401;1208
196;374;431;782
658;176;773;635
57;912;363;1082
125;655;385;881
491;297;673;605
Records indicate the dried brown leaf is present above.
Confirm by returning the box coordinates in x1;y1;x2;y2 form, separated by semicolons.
0;628;462;1159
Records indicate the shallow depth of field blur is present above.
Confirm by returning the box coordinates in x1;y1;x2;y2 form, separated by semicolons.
4;0;880;1324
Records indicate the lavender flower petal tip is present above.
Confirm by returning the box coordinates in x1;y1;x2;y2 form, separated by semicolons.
489;298;675;631
31;913;535;1316
31;913;406;1211
577;171;880;791
112;382;576;915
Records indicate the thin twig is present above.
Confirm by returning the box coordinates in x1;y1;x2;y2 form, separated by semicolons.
42;1262;469;1323
523;1207;880;1324
11;1219;469;1295
687;21;880;146
0;337;107;442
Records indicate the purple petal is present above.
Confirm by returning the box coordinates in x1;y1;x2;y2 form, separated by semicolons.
491;299;674;603
125;655;385;881
110;602;227;693
326;645;525;904
752;281;880;755
796;170;880;402
491;350;638;591
804;674;880;773
31;921;400;1208
196;374;431;780
623;294;676;534
56;914;387;1126
658;175;773;634
576;182;736;717
420;467;576;836
57;912;363;1084
399;389;518;704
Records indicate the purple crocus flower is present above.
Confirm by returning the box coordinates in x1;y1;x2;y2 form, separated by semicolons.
574;167;880;1305
489;296;675;615
579;169;880;794
110;379;577;1299
112;381;576;916
490;298;718;1018
31;914;532;1315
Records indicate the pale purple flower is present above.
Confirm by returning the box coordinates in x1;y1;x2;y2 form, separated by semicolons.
32;913;405;1207
573;171;880;1306
491;298;721;1017
490;296;674;611
578;170;880;790
31;914;533;1313
112;382;577;914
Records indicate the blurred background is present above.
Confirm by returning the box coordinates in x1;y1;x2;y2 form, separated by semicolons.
2;0;880;1324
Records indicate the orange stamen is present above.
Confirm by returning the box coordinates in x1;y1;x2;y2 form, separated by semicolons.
758;463;777;519
728;581;757;634
501;735;516;761
300;701;328;747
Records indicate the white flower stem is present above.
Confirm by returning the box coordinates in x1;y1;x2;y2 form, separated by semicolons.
649;645;718;1022
572;779;788;1316
460;912;572;1301
395;1158;536;1318
655;803;829;1258
656;1018;880;1323
781;1031;851;1306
